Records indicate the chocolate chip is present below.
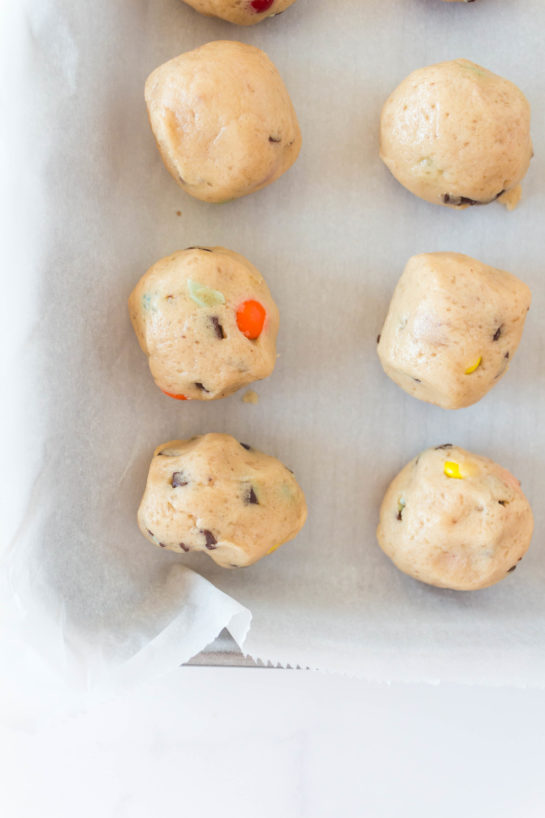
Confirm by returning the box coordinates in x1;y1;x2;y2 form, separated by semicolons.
147;529;154;537
435;444;453;450
245;487;259;505
396;509;403;521
442;190;505;207
505;352;510;359
412;377;422;383
194;382;209;392
159;542;167;548
240;442;252;451
201;529;217;549
498;500;508;506
171;471;188;488
507;565;517;573
186;246;212;252
268;136;281;143
377;334;381;344
210;316;225;339
179;543;190;552
493;326;503;341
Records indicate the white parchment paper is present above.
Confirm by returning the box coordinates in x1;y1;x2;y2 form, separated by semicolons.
3;0;545;715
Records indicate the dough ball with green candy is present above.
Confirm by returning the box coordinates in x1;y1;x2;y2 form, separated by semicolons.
179;0;296;26
380;59;532;209
377;253;531;409
145;41;301;203
138;434;307;568
377;445;533;591
129;247;279;401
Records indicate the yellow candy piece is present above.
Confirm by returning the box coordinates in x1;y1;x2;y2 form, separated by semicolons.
464;356;482;375
266;543;283;556
444;461;463;479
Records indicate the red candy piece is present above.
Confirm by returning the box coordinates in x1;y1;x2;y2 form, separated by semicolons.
250;0;274;12
161;390;188;400
236;300;266;340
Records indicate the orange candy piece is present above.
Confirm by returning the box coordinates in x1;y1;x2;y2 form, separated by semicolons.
161;390;188;400
236;300;266;340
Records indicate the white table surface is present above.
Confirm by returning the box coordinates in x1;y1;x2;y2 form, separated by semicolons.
3;669;545;818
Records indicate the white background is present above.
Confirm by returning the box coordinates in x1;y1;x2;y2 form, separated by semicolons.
3;668;545;818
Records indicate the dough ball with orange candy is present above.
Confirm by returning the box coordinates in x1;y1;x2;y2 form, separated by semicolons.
138;434;307;568
377;253;531;409
129;247;279;401
377;445;533;591
180;0;296;26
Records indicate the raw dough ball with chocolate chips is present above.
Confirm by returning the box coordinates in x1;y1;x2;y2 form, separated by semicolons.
377;253;531;409
145;41;301;203
180;0;296;25
377;445;533;591
380;59;532;209
138;434;307;568
129;246;279;401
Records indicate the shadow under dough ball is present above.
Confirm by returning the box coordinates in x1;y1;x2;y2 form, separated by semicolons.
377;446;533;591
179;0;297;25
145;41;301;203
128;246;279;401
377;252;531;409
379;59;532;209
138;434;308;568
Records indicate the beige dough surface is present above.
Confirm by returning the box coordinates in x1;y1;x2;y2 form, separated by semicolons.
145;41;301;203
380;59;532;208
129;246;279;401
377;253;531;409
180;0;296;25
377;446;533;591
138;433;307;568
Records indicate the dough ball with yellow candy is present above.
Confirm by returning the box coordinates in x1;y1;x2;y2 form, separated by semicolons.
145;41;301;203
377;253;531;409
180;0;296;26
377;445;533;591
129;246;279;401
380;59;532;209
138;434;307;568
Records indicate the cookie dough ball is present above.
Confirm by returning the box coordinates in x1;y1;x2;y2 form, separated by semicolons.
145;41;301;203
180;0;296;25
377;253;531;409
377;445;533;591
380;59;532;209
138;434;307;568
129;246;279;401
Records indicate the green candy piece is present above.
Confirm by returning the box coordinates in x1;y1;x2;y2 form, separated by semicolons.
187;279;226;308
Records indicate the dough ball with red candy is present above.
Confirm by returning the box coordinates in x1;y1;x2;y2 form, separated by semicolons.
180;0;296;25
377;253;531;409
380;59;532;210
138;434;307;568
145;41;301;203
129;246;279;401
377;445;533;591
